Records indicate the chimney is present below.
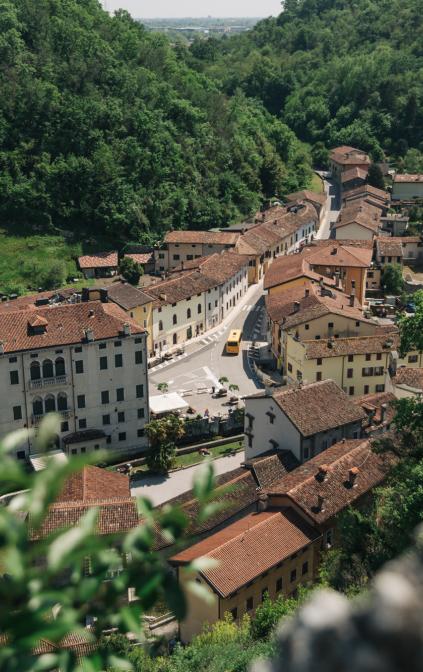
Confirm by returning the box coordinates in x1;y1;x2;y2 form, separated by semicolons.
258;493;269;512
348;467;359;486
88;309;94;317
319;277;324;288
335;271;341;288
293;301;300;313
317;495;325;511
85;327;94;342
327;336;334;349
304;288;310;298
316;464;329;482
123;322;131;336
330;247;337;255
349;293;355;307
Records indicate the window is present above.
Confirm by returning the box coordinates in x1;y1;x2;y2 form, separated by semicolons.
197;303;202;314
261;588;268;602
290;569;297;583
99;356;108;370
32;398;43;416
75;360;84;374
42;360;54;378
77;394;86;409
135;350;143;364
173;254;180;261
10;370;19;385
187;308;191;319
187;254;193;261
317;358;322;366
116;388;124;402
61;421;69;432
9;356;17;363
305;324;309;330
376;384;385;393
365;353;371;361
101;390;109;404
408;355;418;363
118;432;126;442
57;393;68;411
316;371;322;382
17;450;26;460
44;395;55;413
348;354;354;363
302;561;309;576
98;343;106;350
376;353;382;361
13;405;22;421
55;357;65;376
158;320;163;331
347;368;353;378
246;597;253;611
208;302;211;311
288;363;293;373
374;366;384;376
135;337;142;344
328;322;334;329
362;367;374;377
230;607;238;621
138;408;145;419
364;385;369;394
79;419;87;429
114;340;122;348
30;361;41;380
81;447;86;454
276;577;283;593
137;428;145;438
102;414;110;425
118;411;125;423
349;386;354;395
136;384;144;398
115;353;123;368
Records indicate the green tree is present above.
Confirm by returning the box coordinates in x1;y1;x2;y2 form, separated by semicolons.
157;382;169;394
367;164;385;190
381;263;403;294
250;593;302;640
119;257;143;285
145;414;185;473
311;142;329;169
397;289;423;356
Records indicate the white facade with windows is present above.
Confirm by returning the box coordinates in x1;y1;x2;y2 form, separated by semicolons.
0;303;149;460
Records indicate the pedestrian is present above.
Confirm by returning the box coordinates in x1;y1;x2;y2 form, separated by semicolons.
211;385;215;394
204;408;209;417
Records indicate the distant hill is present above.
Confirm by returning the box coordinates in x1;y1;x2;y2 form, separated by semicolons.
0;1;310;243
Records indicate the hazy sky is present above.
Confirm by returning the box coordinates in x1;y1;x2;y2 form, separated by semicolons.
104;1;282;19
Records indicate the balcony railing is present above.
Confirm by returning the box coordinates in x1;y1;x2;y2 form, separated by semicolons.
32;409;71;425
29;375;68;390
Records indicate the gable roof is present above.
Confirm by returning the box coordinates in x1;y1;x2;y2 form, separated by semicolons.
78;251;118;269
302;332;398;359
330;146;371;167
105;282;153;310
164;230;239;245
270;380;365;437
376;237;404;258
124;252;154;265
0;301;144;354
263;254;336;291
393;174;423;183
170;509;319;597
243;451;300;489
393;367;423;391
341;167;368;183
267;439;394;524
285;190;326;207
343;184;389;202
306;243;373;268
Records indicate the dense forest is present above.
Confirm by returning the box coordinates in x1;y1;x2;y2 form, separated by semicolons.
0;0;310;242
189;0;423;166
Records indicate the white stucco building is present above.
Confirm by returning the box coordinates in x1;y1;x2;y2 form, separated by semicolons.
0;301;149;460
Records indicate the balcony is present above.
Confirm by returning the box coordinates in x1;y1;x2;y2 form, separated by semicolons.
32;410;71;425
29;375;68;390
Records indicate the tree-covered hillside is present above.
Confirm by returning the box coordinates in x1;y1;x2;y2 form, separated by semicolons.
190;0;423;163
0;0;310;242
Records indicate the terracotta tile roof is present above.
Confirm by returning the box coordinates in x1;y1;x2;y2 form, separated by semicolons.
285;190;326;206
341;167;368;183
265;281;370;329
343;184;389;202
263;255;336;291
393;367;423;391
304;239;374;250
29;466;139;539
154;467;259;550
78;251;118;269
33;632;97;658
0;301;144;354
105;282;153;310
170;509;319;597
124;252;154;265
330;146;371;166
306;243;373;268
0;287;78;313
335;202;381;233
376;237;404;258
303;332;398;359
148;251;248;306
354;391;396;430
164;230;239;245
393;174;423;183
271;380;365;437
267;439;394;524
244;451;300;489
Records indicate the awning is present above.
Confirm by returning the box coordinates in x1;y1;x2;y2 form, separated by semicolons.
30;450;68;472
149;392;189;415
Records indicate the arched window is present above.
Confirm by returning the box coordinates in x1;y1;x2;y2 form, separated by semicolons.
55;357;65;377
30;361;41;381
57;392;68;411
197;303;202;314
173;314;177;325
173;333;177;345
42;359;54;379
44;394;56;413
32;397;43;416
159;320;163;331
187;308;191;319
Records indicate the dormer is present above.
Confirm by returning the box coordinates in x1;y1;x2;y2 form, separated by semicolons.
28;314;48;335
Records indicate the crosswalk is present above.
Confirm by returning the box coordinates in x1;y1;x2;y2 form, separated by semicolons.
242;304;262;312
201;329;226;345
149;352;188;371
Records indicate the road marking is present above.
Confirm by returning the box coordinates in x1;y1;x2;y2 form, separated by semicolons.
201;339;208;344
168;380;174;385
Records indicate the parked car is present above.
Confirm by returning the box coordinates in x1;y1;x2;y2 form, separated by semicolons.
215;387;228;398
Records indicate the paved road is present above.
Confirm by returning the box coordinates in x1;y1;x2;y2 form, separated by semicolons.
315;171;341;240
131;451;245;505
149;281;266;416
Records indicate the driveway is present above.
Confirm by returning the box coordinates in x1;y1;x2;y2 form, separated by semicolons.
131;451;245;506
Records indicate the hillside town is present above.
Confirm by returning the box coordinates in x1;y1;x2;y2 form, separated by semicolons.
0;140;422;658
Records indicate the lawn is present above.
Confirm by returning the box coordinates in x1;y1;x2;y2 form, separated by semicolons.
173;439;244;469
310;172;324;194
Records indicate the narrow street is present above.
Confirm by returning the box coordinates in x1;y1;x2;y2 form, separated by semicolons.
315;171;340;240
